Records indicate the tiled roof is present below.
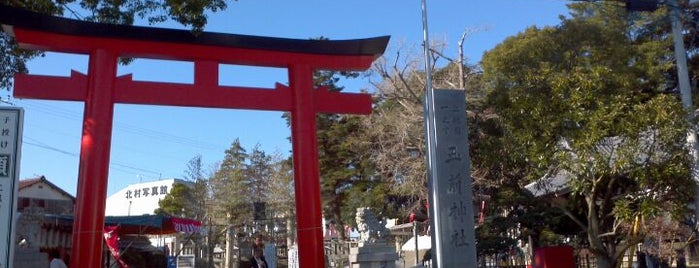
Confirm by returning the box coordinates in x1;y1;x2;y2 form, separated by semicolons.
19;175;75;200
18;176;44;190
526;130;666;197
525;170;572;197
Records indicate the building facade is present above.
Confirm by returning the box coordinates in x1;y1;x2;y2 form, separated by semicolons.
14;176;75;267
105;178;186;216
17;176;74;215
17;176;75;250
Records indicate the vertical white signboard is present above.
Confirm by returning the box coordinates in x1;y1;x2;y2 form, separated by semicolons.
0;107;23;268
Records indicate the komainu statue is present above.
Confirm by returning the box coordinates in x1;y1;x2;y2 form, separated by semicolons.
355;207;389;243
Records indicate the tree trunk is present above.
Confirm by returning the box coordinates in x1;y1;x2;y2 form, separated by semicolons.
587;194;618;268
332;196;347;240
225;225;234;268
286;216;295;246
207;218;214;268
595;254;616;268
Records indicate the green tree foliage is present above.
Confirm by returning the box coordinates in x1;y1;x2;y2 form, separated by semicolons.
266;155;294;215
277;52;387;239
475;215;517;257
159;147;288;263
265;154;296;243
318;113;382;238
210;138;252;227
0;1;65;91
0;33;32;92
467;44;574;255
664;1;699;103
366;42;540;258
155;154;217;267
184;154;209;220
0;0;234;91
155;182;194;217
5;0;229;28
368;49;537;259
367;44;489;223
247;144;272;204
481;3;693;267
181;154;217;268
311;68;383;239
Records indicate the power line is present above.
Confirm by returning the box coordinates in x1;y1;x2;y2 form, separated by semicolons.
14;99;224;152
23;138;77;157
23;136;164;178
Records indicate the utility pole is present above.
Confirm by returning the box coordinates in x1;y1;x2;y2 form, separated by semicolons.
626;0;699;226
668;0;699;228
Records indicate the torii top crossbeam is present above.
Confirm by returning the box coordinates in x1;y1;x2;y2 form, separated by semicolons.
0;5;388;268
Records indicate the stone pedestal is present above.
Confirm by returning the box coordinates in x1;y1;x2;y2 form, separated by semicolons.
13;248;48;268
13;208;48;268
402;249;429;268
349;243;399;268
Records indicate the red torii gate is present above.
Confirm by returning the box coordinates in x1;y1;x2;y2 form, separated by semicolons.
0;5;388;268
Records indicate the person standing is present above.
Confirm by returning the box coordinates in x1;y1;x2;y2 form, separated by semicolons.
49;249;68;268
250;247;268;268
253;235;265;253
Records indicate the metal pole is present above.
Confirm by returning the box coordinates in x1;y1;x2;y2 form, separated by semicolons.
420;0;442;267
421;0;433;95
668;0;699;226
414;221;419;266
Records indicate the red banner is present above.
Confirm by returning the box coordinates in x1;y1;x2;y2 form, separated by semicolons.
169;217;202;234
103;226;129;268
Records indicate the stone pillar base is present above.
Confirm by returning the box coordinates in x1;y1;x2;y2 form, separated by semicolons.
14;248;49;268
349;243;399;268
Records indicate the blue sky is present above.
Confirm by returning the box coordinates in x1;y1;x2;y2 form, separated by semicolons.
13;0;571;197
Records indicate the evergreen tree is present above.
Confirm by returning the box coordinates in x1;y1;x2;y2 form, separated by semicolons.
317;112;382;238
309;67;383;239
183;154;216;268
211;138;252;228
481;3;693;267
247;144;272;204
266;154;296;244
156;154;216;267
279;58;383;239
184;154;209;221
155;182;194;217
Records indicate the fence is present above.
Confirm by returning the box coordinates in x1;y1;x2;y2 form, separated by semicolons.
318;242;649;268
479;253;528;268
324;240;358;267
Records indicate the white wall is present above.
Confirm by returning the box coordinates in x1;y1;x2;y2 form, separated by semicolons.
19;182;72;201
104;179;184;216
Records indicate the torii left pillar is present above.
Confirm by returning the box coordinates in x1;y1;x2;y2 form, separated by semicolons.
74;49;118;266
0;5;388;268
